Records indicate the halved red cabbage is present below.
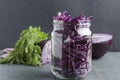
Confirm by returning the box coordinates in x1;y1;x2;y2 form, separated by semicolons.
92;33;113;59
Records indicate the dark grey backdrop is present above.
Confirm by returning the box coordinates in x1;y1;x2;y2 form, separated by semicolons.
0;0;119;51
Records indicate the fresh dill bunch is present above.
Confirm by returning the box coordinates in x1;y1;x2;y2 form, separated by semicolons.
0;26;48;66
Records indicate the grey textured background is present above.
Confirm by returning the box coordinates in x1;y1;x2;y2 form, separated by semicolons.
0;0;119;50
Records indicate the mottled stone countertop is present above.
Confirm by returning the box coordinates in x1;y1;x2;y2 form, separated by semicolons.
0;51;120;80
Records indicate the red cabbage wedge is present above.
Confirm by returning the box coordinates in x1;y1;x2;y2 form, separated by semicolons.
92;33;113;59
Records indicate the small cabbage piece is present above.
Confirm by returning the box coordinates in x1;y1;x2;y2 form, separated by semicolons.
0;48;14;59
41;40;51;64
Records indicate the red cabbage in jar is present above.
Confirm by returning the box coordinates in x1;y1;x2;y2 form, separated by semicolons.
51;11;92;79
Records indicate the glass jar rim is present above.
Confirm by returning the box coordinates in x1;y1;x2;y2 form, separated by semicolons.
77;20;91;28
53;20;64;24
53;20;72;26
78;19;91;23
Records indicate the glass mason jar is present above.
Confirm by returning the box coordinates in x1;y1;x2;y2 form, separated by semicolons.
51;19;92;79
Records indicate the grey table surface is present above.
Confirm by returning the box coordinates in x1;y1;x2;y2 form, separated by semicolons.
0;51;120;80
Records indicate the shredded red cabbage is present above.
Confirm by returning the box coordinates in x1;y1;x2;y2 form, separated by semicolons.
52;11;92;78
53;11;72;23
